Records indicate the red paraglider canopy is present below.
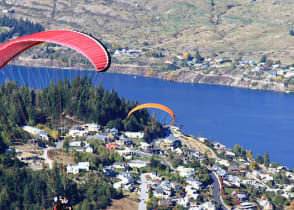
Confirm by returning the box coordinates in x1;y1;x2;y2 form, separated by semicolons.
0;30;111;71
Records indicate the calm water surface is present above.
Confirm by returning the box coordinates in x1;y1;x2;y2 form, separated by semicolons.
1;65;294;168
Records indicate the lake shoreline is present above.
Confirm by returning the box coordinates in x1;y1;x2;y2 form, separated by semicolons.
9;60;288;94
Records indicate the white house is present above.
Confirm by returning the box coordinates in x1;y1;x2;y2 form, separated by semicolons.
154;187;171;199
82;123;100;132
186;177;203;190
124;131;144;139
67;162;89;174
117;171;134;184
22;126;49;140
185;185;200;200
162;136;182;148
78;162;90;171
147;172;162;181
215;158;230;167
69;129;88;137
225;150;236;158
128;160;149;168
176;166;195;177
67;164;80;174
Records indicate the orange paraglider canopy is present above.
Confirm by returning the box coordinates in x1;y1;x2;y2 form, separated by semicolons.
127;103;176;123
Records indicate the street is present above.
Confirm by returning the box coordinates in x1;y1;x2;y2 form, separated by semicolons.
209;171;228;210
138;173;151;210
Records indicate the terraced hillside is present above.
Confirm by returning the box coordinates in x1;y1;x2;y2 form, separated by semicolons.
1;0;294;62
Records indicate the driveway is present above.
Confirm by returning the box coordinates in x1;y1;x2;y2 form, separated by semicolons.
43;140;63;169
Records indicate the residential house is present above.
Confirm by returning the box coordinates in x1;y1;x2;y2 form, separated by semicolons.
215;158;230;167
116;147;134;158
229;165;240;173
67;162;89;174
22;126;49;141
154;187;171;199
198;137;208;143
212;165;227;177
87;134;109;142
225;175;241;187
112;162;125;169
186;177;203;190
157;199;172;208
233;191;248;203
82;123;100;132
105;143;118;150
128;159;149;168
117;171;134;185
176;166;195;177
234;202;257;210
162;136;182;148
69;129;88;137
110;128;118;136
185;185;200;200
103;166;115;177
115;138;133;146
124;131;144;139
225;150;236;158
148;171;162;181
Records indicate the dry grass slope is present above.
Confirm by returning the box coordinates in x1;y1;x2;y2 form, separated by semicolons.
1;0;294;62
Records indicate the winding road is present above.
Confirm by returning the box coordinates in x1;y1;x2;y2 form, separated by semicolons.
209;171;228;210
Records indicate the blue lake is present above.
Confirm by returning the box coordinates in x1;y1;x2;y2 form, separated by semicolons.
1;65;294;168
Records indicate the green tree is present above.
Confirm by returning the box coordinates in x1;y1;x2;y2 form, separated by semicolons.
0;187;10;209
256;154;263;164
264;152;270;167
195;50;204;63
81;199;91;210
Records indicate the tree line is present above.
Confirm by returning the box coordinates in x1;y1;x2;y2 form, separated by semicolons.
0;15;44;43
0;76;164;145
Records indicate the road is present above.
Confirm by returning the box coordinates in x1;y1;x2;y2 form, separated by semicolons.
160;156;174;171
43;140;64;169
138;173;151;210
209;171;228;210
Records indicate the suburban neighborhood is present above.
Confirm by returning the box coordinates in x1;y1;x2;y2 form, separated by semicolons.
8;122;294;210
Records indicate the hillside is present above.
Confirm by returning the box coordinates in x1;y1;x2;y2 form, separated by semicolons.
1;0;294;63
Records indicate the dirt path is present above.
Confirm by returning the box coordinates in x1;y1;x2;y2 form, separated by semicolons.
170;126;217;159
107;198;138;210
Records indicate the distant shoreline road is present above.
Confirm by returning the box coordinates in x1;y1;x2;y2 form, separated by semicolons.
7;61;286;93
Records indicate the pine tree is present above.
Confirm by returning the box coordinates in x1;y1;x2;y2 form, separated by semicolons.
0;187;10;209
264;152;270;167
195;50;204;63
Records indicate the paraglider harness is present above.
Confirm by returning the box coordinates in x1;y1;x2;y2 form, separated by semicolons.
53;196;73;210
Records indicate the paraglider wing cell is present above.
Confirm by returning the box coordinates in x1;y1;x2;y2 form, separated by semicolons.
0;30;111;71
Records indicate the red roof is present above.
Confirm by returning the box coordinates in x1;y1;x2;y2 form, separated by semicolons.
0;30;111;71
106;143;118;150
